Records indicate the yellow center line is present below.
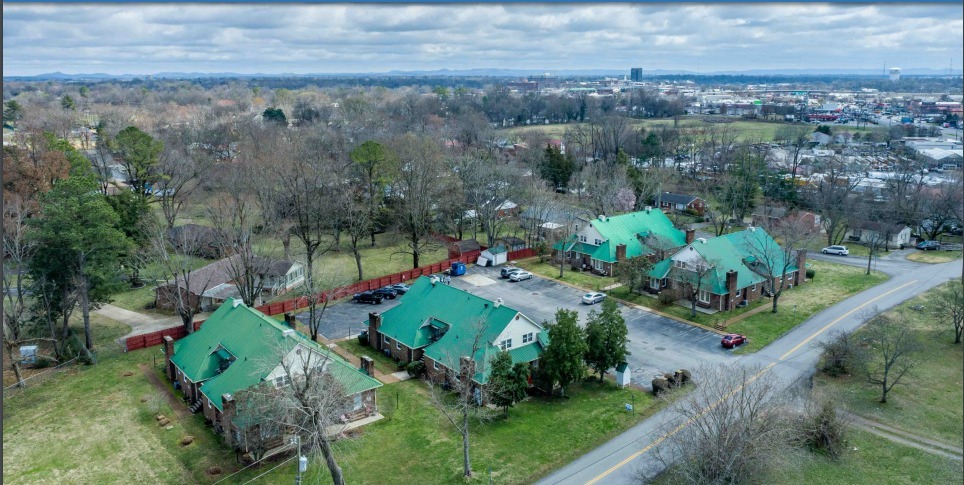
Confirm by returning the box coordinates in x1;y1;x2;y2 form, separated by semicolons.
584;280;919;485
778;280;918;360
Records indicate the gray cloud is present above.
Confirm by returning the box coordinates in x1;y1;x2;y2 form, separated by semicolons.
2;4;961;75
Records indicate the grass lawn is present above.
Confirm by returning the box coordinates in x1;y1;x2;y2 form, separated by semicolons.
726;260;888;353
2;316;266;484
813;283;964;447
787;429;963;485
905;250;963;264
516;258;618;292
249;378;661;484
338;338;401;375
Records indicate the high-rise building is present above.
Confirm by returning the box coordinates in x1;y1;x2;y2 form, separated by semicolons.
889;67;901;82
630;67;643;82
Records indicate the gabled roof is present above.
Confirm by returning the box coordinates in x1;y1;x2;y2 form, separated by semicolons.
374;276;545;384
658;192;700;205
484;245;508;255
567;210;686;263
658;227;797;294
172;301;380;410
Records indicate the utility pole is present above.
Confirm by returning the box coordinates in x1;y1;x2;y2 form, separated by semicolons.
294;435;306;485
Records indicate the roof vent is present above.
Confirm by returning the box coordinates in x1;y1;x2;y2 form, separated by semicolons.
430;275;440;285
494;298;503;308
697;238;707;244
598;215;606;222
748;226;756;232
644;206;652;213
232;298;243;308
282;328;295;337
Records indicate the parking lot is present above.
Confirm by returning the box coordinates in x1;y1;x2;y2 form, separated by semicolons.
299;265;734;381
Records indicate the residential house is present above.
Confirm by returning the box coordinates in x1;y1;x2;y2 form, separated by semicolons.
844;223;912;249
647;227;807;312
555;209;688;276
163;300;381;448
751;207;821;230
656;192;706;216
367;276;547;393
155;255;305;312
448;239;482;259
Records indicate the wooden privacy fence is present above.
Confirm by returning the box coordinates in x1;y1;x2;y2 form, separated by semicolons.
123;247;538;350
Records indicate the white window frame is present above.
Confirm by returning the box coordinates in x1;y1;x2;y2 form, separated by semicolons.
674;260;685;269
433;360;440;370
395;341;401;350
499;339;513;351
384;335;390;344
594;239;603;246
698;289;711;304
593;259;604;270
523;333;533;344
353;394;363;411
651;277;660;289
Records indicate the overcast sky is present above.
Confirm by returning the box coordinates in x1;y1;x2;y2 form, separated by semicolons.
3;4;962;76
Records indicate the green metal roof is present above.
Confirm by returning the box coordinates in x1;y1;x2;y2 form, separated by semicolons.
485;245;508;255
172;301;381;410
667;227;795;295
649;259;673;279
376;276;546;384
508;343;543;364
570;211;686;263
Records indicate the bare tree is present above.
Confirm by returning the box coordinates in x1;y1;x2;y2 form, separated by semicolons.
584;160;631;217
860;308;919;404
672;257;715;319
149;224;213;333
334;177;372;281
231;383;288;463
648;363;797;485
773;125;813;184
743;217;816;313
388;134;449;268
930;282;964;344
427;319;497;478
207;191;272;307
154;126;210;229
456;150;517;247
807;157;860;246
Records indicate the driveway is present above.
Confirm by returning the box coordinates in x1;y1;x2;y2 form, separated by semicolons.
299;265;733;380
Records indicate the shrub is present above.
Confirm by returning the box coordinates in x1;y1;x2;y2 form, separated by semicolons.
32;356;55;369
806;268;816;280
357;333;369;345
396;360;409;371
817;331;857;377
406;360;426;378
798;401;848;460
658;292;676;306
651;377;670;396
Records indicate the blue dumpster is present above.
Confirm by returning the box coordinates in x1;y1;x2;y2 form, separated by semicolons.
450;262;466;276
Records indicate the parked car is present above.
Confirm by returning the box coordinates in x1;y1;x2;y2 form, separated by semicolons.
373;287;398;299
916;240;941;250
500;267;521;278
388;283;410;294
352;292;383;304
721;333;747;349
821;245;849;256
509;271;533;282
582;292;606;305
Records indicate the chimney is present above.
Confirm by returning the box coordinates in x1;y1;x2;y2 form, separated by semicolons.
368;312;382;350
795;249;808;286
459;355;476;387
598;215;606;222
616;244;627;262
644;206;652;213
284;312;295;327
232;298;243;308
725;270;739;311
685;228;695;245
163;336;176;381
220;393;236;447
360;356;375;377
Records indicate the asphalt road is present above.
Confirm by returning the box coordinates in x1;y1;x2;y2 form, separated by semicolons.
537;254;962;485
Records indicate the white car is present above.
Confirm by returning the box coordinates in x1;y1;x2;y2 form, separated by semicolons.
821;245;849;256
509;271;533;282
582;292;606;305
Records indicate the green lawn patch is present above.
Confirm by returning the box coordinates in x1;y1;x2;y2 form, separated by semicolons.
787;429;963;485
259;378;662;484
813;284;964;447
109;285;169;316
516;259;618;292
905;250;962;264
727;260;888;353
338;338;400;375
3;315;266;484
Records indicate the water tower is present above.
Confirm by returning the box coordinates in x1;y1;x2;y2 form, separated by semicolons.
889;67;901;81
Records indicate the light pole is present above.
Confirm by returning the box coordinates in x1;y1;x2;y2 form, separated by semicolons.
293;435;307;485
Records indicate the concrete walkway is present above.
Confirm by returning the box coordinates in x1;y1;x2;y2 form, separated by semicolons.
324;342;402;385
96;304;182;338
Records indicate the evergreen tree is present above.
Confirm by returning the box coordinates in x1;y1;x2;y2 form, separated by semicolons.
584;298;630;382
29;176;132;355
540;144;575;190
540;309;587;396
489;351;529;417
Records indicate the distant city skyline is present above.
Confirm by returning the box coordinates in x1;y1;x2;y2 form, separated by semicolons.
3;4;962;77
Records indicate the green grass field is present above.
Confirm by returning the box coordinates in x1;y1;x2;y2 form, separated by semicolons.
905;250;963;264
787;429;963;485
503;117;877;143
2;316;266;484
814;283;964;447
